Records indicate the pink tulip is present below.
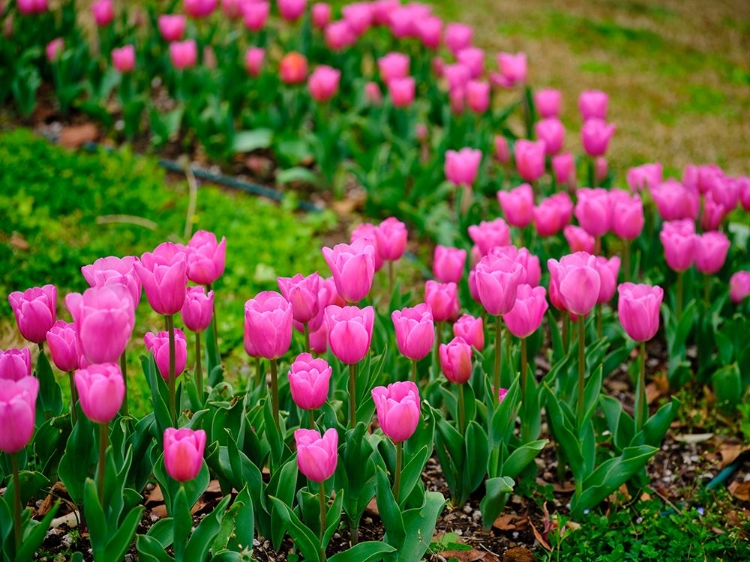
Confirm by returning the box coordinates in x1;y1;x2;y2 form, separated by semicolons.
378;52;409;84
186;231;226;286
466;80;490;113
701;192;728;232
445;148;482;187
280;52;308;84
457;47;485;79
17;0;48;15
433;246;467;284
468;218;511;256
375;217;408;262
164;428;206;482
475;255;524;316
372;381;421;443
503;284;548;339
46;38;64;62
489;246;542;287
535;118;565;156
245;47;265;76
288;353;331;410
145;329;188;381
547;252;601;316
594;256;621;304
497;183;534;229
660;224;698;272
244;292;293;360
278;0;307;22
581;119;615;157
534;88;562;118
46;321;79;372
424;281;459;323
311;2;331;28
0;348;32;381
617;283;663;341
737;176;750;212
443;63;471;92
325;305;374;364
609;190;644;240
322;238;375;304
730;271;750;304
453;314;484;351
444;22;472;55
695;232;730;275
578;90;608;121
158;15;186;41
650;179;700;221
308;65;341;102
365;81;382;104
350;223;383;272
515;139;546;183
495;136;510;164
135;242;188;316
494;52;526;88
703;168;738;210
181;286;214;333
467;270;480;303
563;225;595;254
82;255;142;308
309;322;328;354
627;163;662;192
325;21;355;51
448;87;465;115
575;187;611;237
75;363;124;424
0;376;38;453
243;1;269;31
552;152;575;185
170;39;198;69
534;192;573;237
392;304;434;361
598;157;609;182
9;285;56;344
416;16;442;49
112;45;135;73
295;428;338;482
388;77;415;107
91;0;114;26
304;276;343;333
221;0;249;19
439;337;473;384
277;272;320;326
342;3;372;36
185;0;218;18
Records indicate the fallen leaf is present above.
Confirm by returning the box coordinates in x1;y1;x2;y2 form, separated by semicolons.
646;383;662;405
442;549;498;562
529;519;551;551
552;481;576;494
728;481;750;503
364;496;379;518
492;513;528;531
503;546;535;562
206;480;222;494
10;234;29;251
151;504;168;519
59;124;98;148
674;433;714;444
146;485;164;505
718;441;750;469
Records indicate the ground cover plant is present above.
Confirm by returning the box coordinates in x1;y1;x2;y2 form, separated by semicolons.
0;1;749;561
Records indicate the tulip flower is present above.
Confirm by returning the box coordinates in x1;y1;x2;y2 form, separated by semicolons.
279;0;307;22
552;152;575;186
378;52;410;84
439;336;473;434
365;81;382;104
181;286;214;333
278;273;321;339
468;218;511;256
498;183;534;230
392;304;434;381
534;193;573;237
91;0;114;27
609;190;644;281
145;329;188;382
495;135;510;164
737;176;750;212
444;22;473;55
575;187;611;244
325;20;355;50
112;45;135;73
456;47;484;78
164;428;206;482
423;280;459;324
311;2;331;28
375;217;407;263
17;0;48;14
433;245;467;284
627;163;662;192
660;223;697;274
578;90;608;121
185;0;217;18
350;223;383;271
494;52;526;88
445;147;482;189
598;157;609;184
581;119;616;158
322;238;375;304
279;51;309;84
535;118;565;156
388;76;415;107
0;348;32;382
186;230;226;286
701;192;728;232
288;353;332;416
295;427;338;481
158;15;186;42
595;256;621;305
453;314;484;351
534;88;562;118
443;63;471;92
489;245;542;287
308;65;341;103
46;321;80;419
170;39;198;70
650;179;700;222
514;139;546;183
562;225;595;254
417;16;442;49
9;284;56;345
466;80;490;113
74;362;124;424
617;282;664;430
134;242;189;317
730;271;750;304
82;255;142;308
341;3;374;37
243;1;269;31
695;232;730;276
46;38;64;62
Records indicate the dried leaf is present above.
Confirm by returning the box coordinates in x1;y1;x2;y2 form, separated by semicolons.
552;481;576;494
503;546;535;561
146;485;164;505
151;504;168;519
728;481;750;503
529;519;551;551
674;433;714;444
492;513;527;531
206;480;222;494
719;441;750;469
364;496;379;518
59;124;98;148
442;549;498;562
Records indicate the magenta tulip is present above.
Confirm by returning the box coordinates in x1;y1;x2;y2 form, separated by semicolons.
433;245;467;284
350;223;383;272
288;353;332;410
278;272;320;326
439;337;473;384
563;225;595;254
416;16;442;49
158;15;186;41
445;148;482;188
575;187;611;237
475;255;524;316
489;246;542;287
695;232;730;275
145;329;188;381
552;152;575;186
0;348;32;381
170;40;198;69
365;81;382;104
444;22;472;55
453;314;484;351
112;45;135;73
311;2;331;28
660;224;697;272
375;217;408;262
595;256;621;303
388;77;415;107
498;183;534;229
308;65;341;102
581;119;615;157
243;1;270;31
82;255;141;308
424;281;459;323
0;376;38;453
278;0;307;22
503;284;548;339
617;283;663;341
186;230;226;286
730;271;750;304
392;304;434;361
17;0;48;14
650;179;700;221
135;242;188;316
325;21;355;50
164;427;206;482
185;0;217;18
8;284;56;344
244;292;293;360
295;428;338;482
534;192;573;237
547;252;601;316
494;52;526;88
322;238;375;304
610;190;644;240
578;90;608;121
534;88;562;118
372;381;421;443
443;63;471;92
701;192;729;232
627;163;662;192
514;139;546;183
468;218;511;256
495;135;510;164
325;305;374;364
378;52;410;84
535;118;565;156
75;363;124;424
181;287;214;333
46;38;64;62
46;321;79;372
456;47;484;79
91;0;114;27
466;80;490;113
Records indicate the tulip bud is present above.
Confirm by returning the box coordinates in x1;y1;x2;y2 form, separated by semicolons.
322;239;375;303
372;381;421;443
503;284;548;339
46;321;79;372
575;187;612;237
181;286;214;333
433;245;467;284
378;52;410;84
243;1;269;31
445;148;482;188
9;284;57;344
617;283;663;342
535;118;565;156
388;77;415;107
311;3;331;28
92;0;114;27
278;0;307;22
244;292;293;360
0;376;39;453
547;252;601;316
729;271;750;304
514;139;546;183
475;255;524;316
578;90;608;121
581;119;616;157
695;232;730;275
145;329;188;381
135;242;189;316
444;23;473;55
158;15;187;41
295;428;338;482
325;305;374;365
288;353;332;410
468;218;511;256
75;363;124;424
0;348;32;381
308;65;341;102
439;337;473;384
392;304;434;361
112;45;136;73
453;314;484;351
164;427;206;481
424;281;459;323
185;0;218;18
534;88;562;118
280;52;308;84
498;183;535;229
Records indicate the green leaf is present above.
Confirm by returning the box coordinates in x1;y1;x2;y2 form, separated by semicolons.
375;466;405;547
268;497;321;562
398;492;446;562
146;517;174;548
184;495;232;562
323;489;344;548
490;380;520;448
634;398;680;448
397;445;429;508
58;411;96;506
502;441;547;480
104;505;143;561
464;421;489;496
328;541;396;562
34;350;63;418
173;486;192;562
712;364;742;410
83;478;107;555
269;458;298;550
277;167;320;187
581;365;603;429
232;129;273;153
137;534;175;562
543;386;585;482
599;395;634;453
479;477;515;530
14;502;60;562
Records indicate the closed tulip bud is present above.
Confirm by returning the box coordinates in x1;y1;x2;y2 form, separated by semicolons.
730;271;750;304
82;255;142;308
547;253;601;316
18;0;48;14
164;428;206;482
457;47;485;79
443;63;471;91
186;230;226;286
135;242;188;316
280;52;308;85
468;218;511;256
627;163;662;192
495;135;510;164
145;329;188;380
575;187;611;237
92;0;114;26
695;232;730;275
700;192;728;232
445;148;482;188
416;16;442;50
245;46;265;76
323;239;375;303
158;15;186;41
515;139;546;183
466;80;490;113
325;20;355;50
552;152;575;185
66;285;135;365
439;337;473;384
372;381;421;443
453;314;484;351
651;179;700;222
388;77;415;107
494;52;526;88
112;45;135;73
350;224;383;271
737;176;750;212
535;118;565;156
278;272;320;326
378;52;410;84
0;376;39;453
0;348;32;381
325;305;374;364
169;39;198;69
308;65;341;102
475;255;524;316
365;81;382;104
578;90;608;121
243;1;269;31
46;321;79;372
295;428;338;482
75;363;124;424
309;322;328;353
288;353;332;410
534;88;562;118
534;192;573;237
449;87;465;115
497;183;534;229
221;0;245;19
503;284;548;338
563;225;595;254
489;246;542;287
617;283;663;341
185;0;217;18
581;119;616;157
392;304;434;361
244;292;293;360
424;281;459;323
596;157;608;185
595;256;621;304
433;245;467;284
181;286;214;333
609;190;644;240
46;38;64;62
660;225;697;272
311;2;331;28
468;270;481;303
444;22;472;55
375;217;408;262
9;284;56;344
279;0;307;22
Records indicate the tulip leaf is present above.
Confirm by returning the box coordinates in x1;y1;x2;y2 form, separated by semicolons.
490;380;521;448
464;421;489;498
269;496;322;562
581;365;603;430
137;534;175;562
633;398;681;448
58;411;97;507
104;505;144;562
34;348;63;419
323;489;344;548
172;486;192;562
398;445;429;508
3;471;49;512
232;129;273;153
83;478;107;555
398;492;446;562
375;466;405;547
712;364;743;411
224;485;255;552
14;501;59;562
184;495;232;562
543;386;585;482
146;517;174;548
142;354;172;437
599;395;634;453
479;476;515;530
263;397;284;470
328;541;396;562
502;440;547;480
153;456;210;519
269;457;299;550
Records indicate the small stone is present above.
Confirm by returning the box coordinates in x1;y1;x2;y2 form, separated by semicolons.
252;539;260;547
463;504;473;514
364;517;373;525
263;540;270;549
333;532;340;539
472;510;482;521
455;529;463;536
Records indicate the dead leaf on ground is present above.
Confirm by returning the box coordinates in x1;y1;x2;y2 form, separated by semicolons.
502;546;535;562
719;441;750;469
59;123;98;148
10;234;29;251
364;496;379;518
146;485;164;505
529;519;551;551
728;481;750;503
674;433;714;444
151;504;168;519
331;194;366;215
206;480;223;494
492;513;528;531
442;549;499;562
552;481;576;494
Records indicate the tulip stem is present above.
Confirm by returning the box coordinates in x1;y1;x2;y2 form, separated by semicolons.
624;240;631;282
270;358;280;429
494;316;502;403
388;261;394;297
255;357;261;387
304;323;310;354
521;338;529;442
588;157;596;188
119;352;128;417
394;441;403;503
562;314;569;354
676;271;684;322
636;341;647;431
577;316;586;423
433;322;442;374
209;283;220;362
411;359;418;385
309;409;316;429
195;331;203;399
704;276;711;310
349;363;357;429
595;235;602;256
11;452;21;551
457;383;466;436
97;422;108;504
68;371;78;425
596;304;603;341
319;484;327;562
166;314;177;425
